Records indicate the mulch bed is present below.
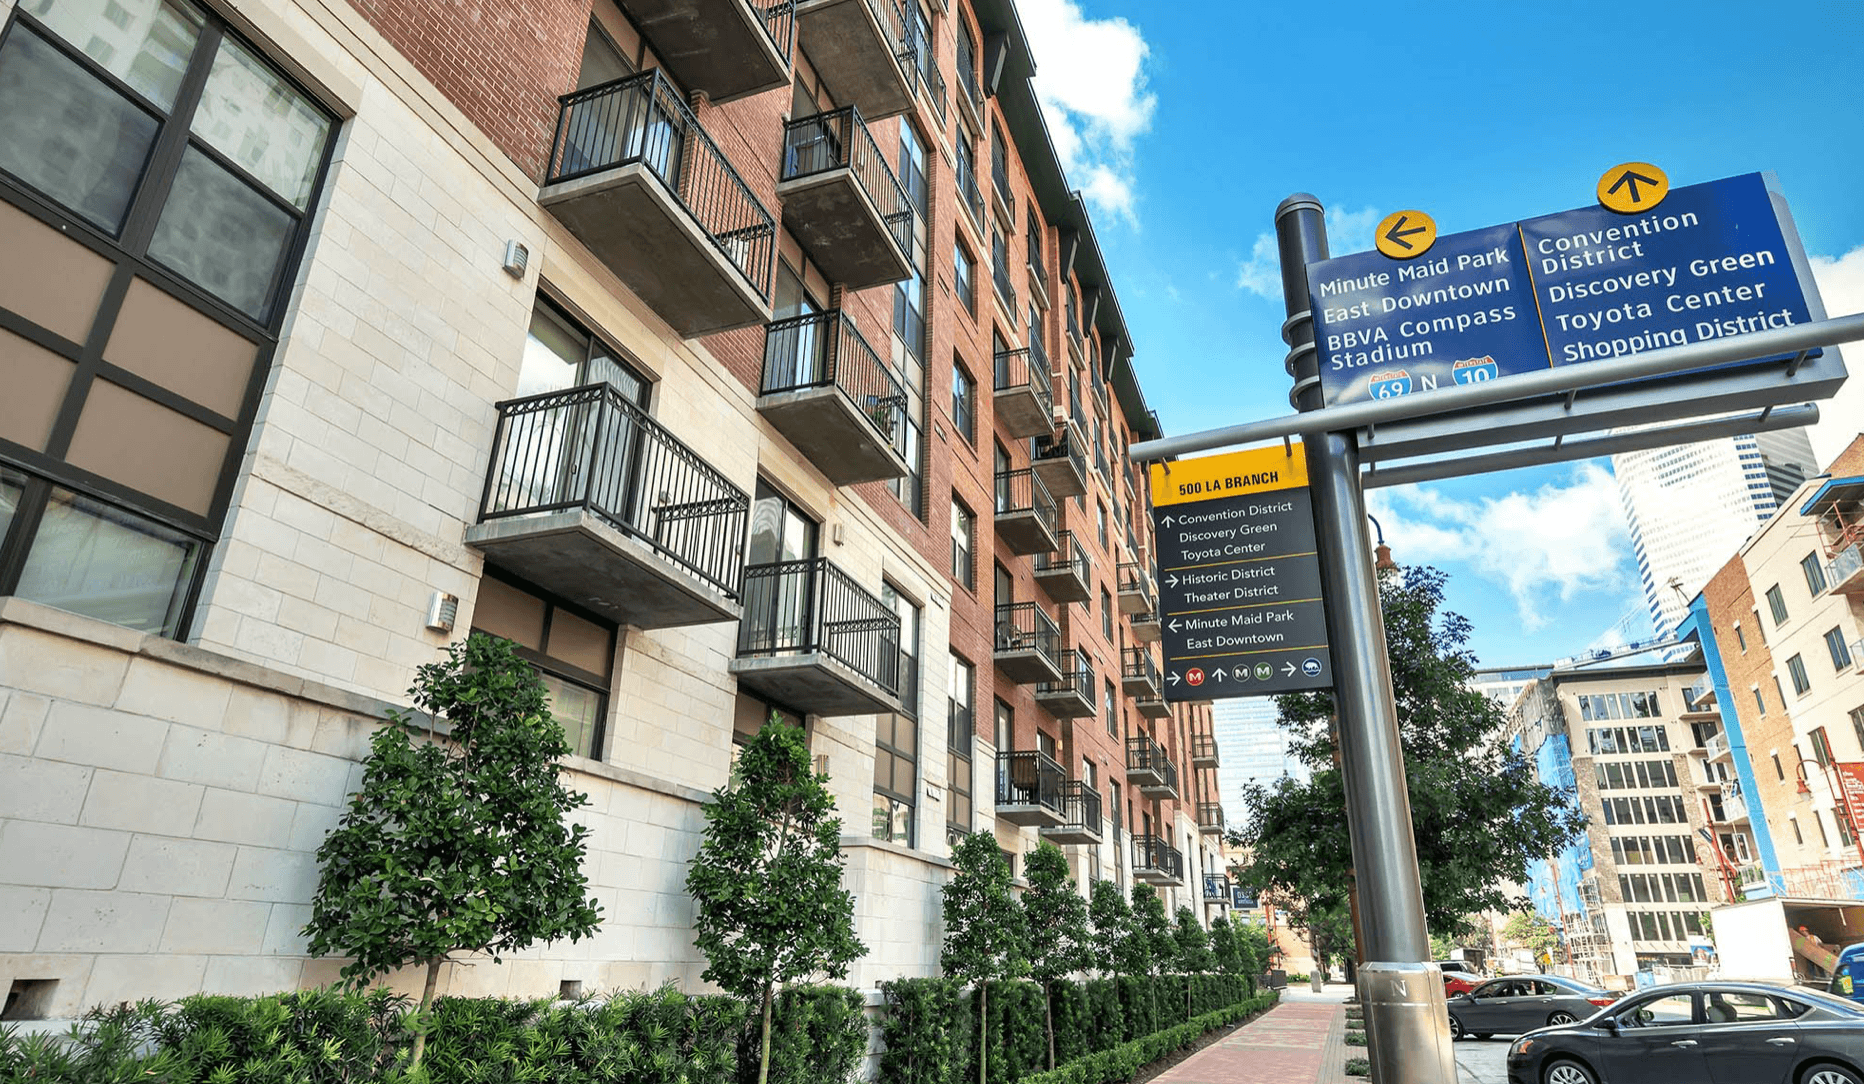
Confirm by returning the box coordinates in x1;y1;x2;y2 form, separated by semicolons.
1130;1000;1281;1084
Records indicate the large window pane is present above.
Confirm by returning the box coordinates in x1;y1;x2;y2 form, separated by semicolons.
146;146;293;318
23;0;202;109
0;469;22;543
540;671;602;759
191;35;330;209
0;26;160;231
16;486;199;635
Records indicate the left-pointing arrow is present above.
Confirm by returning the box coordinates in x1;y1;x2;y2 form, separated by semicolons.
1382;214;1429;251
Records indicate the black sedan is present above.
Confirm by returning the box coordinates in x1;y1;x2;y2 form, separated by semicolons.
1449;974;1617;1040
1506;981;1864;1084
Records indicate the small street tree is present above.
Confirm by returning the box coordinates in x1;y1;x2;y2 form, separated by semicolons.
303;633;603;1069
1087;879;1131;976
687;718;866;1084
1127;885;1173;1021
1208;915;1244;978
1023;842;1091;1069
942;833;1029;1084
1171;906;1212;1018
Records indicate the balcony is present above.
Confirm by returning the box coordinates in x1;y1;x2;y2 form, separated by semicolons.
1122;647;1160;698
993;344;1054;439
731;557;904;716
467;384;748;629
1133;835;1184;887
1198;802;1225;835
616;0;793;102
955;149;985;234
995;750;1066;827
1828;542;1864;597
1705;731;1731;762
541;71;774;337
991;247;1019;314
1721;780;1750;823
777;107;913;289
1203;874;1230;902
994;468;1059;556
1026;228;1049;310
1040;781;1103;846
1192;734;1220;768
1032;428;1087;500
1853;639;1864;676
1126;735;1178;798
1036;651;1096;719
1034;531;1092;603
994;601;1062;685
760;311;910;484
1136;696;1171;719
1131;611;1161;643
1118;561;1156;616
795;0;915;120
954;47;981;125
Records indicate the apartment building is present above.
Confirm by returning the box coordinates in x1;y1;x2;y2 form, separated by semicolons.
1508;652;1734;986
1687;436;1864;900
0;0;1217;1017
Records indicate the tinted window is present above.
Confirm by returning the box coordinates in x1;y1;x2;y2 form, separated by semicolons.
1619;994;1693;1028
1701;992;1790;1023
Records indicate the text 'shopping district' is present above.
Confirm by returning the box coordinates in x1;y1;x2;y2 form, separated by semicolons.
1309;172;1814;407
1150;446;1332;699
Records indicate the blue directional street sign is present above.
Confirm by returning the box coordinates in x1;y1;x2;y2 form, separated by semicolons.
1310;172;1817;407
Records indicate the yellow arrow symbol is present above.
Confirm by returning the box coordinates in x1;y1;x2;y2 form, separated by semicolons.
1597;162;1669;214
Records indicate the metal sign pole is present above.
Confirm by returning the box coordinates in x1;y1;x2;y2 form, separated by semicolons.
1276;194;1457;1083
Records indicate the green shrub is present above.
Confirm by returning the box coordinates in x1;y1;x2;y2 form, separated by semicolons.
1012;990;1279;1084
1346;1056;1371;1076
880;977;961;1084
1345;1030;1366;1046
425;984;745;1084
751;985;866;1084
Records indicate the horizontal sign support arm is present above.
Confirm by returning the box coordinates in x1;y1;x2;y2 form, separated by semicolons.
1360;402;1820;489
1129;312;1864;463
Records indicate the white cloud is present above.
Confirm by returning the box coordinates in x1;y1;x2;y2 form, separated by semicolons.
1234;206;1382;299
1365;463;1633;632
1807;244;1864;468
1019;0;1155;225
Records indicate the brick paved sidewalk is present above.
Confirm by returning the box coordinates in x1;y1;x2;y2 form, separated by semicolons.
1152;990;1347;1084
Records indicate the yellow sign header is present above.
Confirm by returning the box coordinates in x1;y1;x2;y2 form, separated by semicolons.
1149;443;1307;508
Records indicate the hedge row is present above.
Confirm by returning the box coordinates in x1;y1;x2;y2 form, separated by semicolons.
0;983;865;1084
878;974;1261;1084
1014;990;1280;1084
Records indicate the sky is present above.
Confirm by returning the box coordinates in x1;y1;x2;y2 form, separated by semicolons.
1018;0;1864;668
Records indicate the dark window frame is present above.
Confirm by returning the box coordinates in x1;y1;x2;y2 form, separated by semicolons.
951;357;976;444
471;566;618;762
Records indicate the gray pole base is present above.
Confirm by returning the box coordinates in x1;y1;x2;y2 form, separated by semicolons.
1359;963;1456;1084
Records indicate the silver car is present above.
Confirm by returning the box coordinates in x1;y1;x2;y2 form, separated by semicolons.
1449;974;1617;1040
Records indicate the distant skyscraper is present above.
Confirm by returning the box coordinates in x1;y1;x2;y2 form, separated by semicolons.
1212;698;1307;823
1613;429;1818;636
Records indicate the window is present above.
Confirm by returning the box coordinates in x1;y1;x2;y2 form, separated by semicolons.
995;697;1013;752
1792;816;1805;844
1811;727;1835;768
954;241;976;315
947;653;974;844
1766;584;1789;625
952;360;976;444
472;571;616;760
1787;654;1812;696
1775;675;1789;710
873;583;919;846
950;498;975;590
1853;706;1864;757
1753;686;1768;716
1804;552;1829;596
1101;587;1114;639
1104;677;1117;736
1735;622;1747;652
1754;609;1767;644
1097;500;1109;550
1826;627;1855;672
1774;753;1786;781
897;118;929;226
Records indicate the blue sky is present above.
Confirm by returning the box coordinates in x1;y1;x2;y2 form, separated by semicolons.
1020;0;1864;667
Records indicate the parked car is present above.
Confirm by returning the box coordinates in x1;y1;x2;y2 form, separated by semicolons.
1440;959;1483;978
1449;974;1616;1041
1506;981;1864;1084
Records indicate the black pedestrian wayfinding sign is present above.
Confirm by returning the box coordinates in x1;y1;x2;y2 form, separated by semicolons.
1149;444;1332;699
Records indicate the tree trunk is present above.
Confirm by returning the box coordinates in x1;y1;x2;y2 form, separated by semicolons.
977;982;988;1084
1185;972;1192;1021
759;984;775;1084
1044;980;1055;1070
410;956;443;1069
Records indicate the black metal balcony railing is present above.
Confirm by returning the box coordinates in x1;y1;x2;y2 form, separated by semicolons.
1034;531;1090;582
1093;441;1109;480
992;247;1018;311
956;47;981;108
1068;387;1086;433
1028;333;1051;384
1119;561;1151;596
994;346;1055;415
1134;835;1183;878
481;383;749;598
1123;647;1160;689
1039;650;1095;706
762;310;911;456
990;134;1011;210
1197;801;1225;832
1058;780;1102;836
1193;734;1220;763
957;156;984;226
994;601;1061;663
760;1;798;62
1204;874;1229;901
995;467;1057;530
547;69;774;301
1026;225;1043;280
996;750;1065;812
1126;734;1179;792
780;106;914;256
1034;428;1085;474
1065;291;1080;341
738;557;902;695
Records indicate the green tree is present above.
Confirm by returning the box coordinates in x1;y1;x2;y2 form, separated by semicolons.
1297;902;1356;981
1503;909;1560;967
1171;906;1212;1018
303;633;603;1068
1087;879;1131;976
1208;915;1244;978
1232;565;1587;938
1236;920;1273;978
1022;842;1090;1070
1127;885;1173;1021
942;833;1029;1084
687;718;866;1084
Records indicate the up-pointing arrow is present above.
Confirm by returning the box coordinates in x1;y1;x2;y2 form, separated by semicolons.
1160;514;1175;527
1607;168;1661;205
1211;668;1227;682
